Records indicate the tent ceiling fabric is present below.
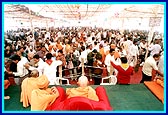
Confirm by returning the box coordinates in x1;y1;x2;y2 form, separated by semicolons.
4;4;112;21
4;4;164;22
27;4;112;20
120;4;164;18
4;5;52;21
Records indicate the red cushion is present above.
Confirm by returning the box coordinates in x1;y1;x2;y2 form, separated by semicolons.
46;86;113;111
46;86;66;110
59;97;94;110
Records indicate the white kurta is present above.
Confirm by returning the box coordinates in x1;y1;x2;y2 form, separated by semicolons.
13;57;29;78
105;54;115;73
142;56;158;76
79;50;88;66
29;58;45;76
158;54;164;74
148;44;162;56
43;60;62;85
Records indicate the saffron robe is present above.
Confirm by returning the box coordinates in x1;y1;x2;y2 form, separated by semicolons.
31;88;59;111
20;77;39;107
66;86;99;101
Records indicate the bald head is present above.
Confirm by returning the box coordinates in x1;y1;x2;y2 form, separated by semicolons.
77;76;89;87
30;70;39;78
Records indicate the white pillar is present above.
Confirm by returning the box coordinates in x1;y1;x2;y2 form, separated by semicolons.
81;58;85;76
59;65;62;85
145;6;159;60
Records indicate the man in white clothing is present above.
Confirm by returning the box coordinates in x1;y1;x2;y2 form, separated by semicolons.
123;36;133;55
148;38;162;56
140;53;163;83
79;46;88;66
7;54;29;85
105;48;116;75
43;53;62;85
24;54;45;76
86;44;93;55
127;39;139;67
139;39;147;65
158;52;164;75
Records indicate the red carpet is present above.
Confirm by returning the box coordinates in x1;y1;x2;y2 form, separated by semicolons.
130;67;142;84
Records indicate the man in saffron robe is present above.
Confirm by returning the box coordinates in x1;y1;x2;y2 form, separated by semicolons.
31;75;59;111
20;70;39;107
66;76;99;101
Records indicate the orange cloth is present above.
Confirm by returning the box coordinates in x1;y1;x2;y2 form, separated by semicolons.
56;44;63;50
4;80;10;89
20;75;49;108
65;44;71;54
144;81;164;104
156;79;164;87
30;75;59;111
99;48;105;63
31;88;59;111
36;75;49;89
110;44;116;49
48;45;53;52
66;86;99;101
106;50;120;60
20;77;39;107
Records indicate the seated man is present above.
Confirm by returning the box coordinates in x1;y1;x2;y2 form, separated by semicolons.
31;75;60;111
20;70;40;108
66;76;99;101
46;76;112;111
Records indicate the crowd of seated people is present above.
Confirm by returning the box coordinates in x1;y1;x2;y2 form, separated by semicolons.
4;27;164;83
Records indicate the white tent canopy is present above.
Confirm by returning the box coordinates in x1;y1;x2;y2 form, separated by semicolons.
3;3;164;32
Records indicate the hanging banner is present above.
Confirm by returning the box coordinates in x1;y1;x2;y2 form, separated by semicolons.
149;17;162;27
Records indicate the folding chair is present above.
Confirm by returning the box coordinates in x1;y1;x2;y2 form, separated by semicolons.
100;75;117;85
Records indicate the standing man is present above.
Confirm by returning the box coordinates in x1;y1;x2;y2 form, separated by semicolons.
148;37;162;56
110;56;133;84
105;48;116;75
24;54;44;76
7;54;29;85
140;53;163;83
43;53;62;85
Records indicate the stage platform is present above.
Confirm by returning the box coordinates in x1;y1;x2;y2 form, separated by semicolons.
4;83;164;112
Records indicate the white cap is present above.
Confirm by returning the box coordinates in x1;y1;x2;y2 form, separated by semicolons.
155;35;161;40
